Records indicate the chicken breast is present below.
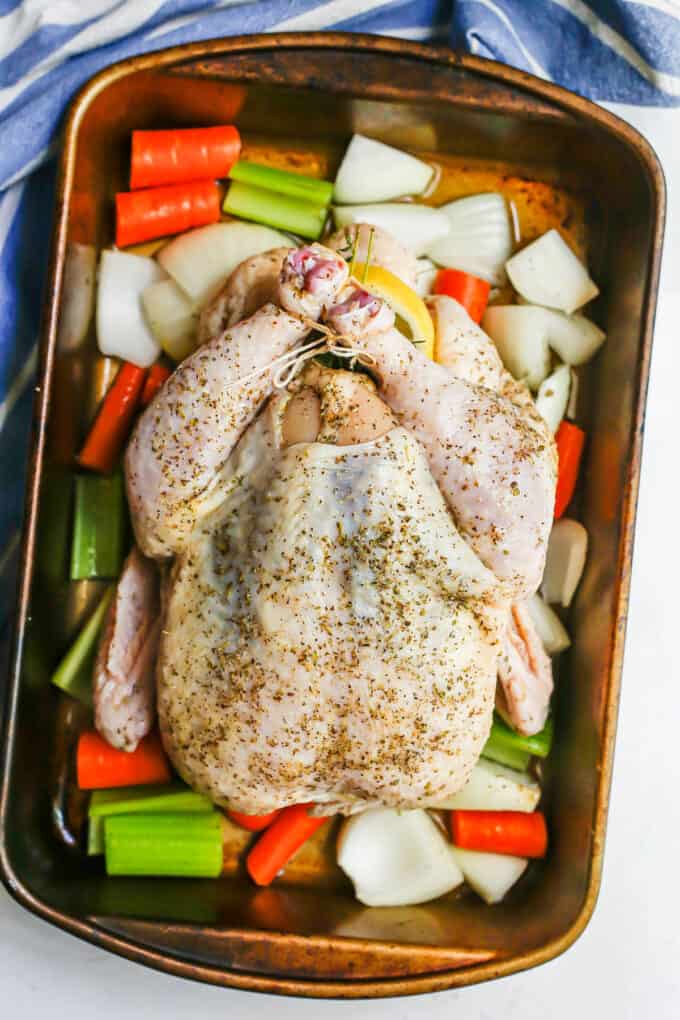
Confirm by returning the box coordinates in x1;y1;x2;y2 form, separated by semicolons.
158;366;502;813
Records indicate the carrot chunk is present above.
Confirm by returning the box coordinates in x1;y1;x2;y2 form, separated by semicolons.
449;810;548;858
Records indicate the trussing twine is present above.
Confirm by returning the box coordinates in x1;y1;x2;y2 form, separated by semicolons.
228;318;376;394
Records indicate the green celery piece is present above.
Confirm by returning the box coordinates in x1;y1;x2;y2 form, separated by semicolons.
229;161;333;207
70;472;125;580
485;713;554;763
481;740;531;772
89;784;212;818
105;812;223;877
223;180;327;240
87;785;213;856
88;816;105;856
51;585;114;704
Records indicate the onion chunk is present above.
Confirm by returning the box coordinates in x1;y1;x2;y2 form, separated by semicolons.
541;518;588;608
97;250;165;368
482;305;552;389
337;808;464;907
426;193;513;286
142;279;198;363
432;759;540;813
332;204;449;256
527;593;571;654
157;221;291;306
535;363;571;433
450;846;528;905
333;134;434;204
506;229;599;314
58;242;97;352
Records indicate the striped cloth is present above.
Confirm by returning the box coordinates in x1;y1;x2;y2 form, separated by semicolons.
0;0;678;635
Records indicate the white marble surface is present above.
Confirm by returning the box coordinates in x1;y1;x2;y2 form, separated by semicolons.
2;103;679;1019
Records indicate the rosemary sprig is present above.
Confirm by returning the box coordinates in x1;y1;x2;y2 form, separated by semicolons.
361;226;376;284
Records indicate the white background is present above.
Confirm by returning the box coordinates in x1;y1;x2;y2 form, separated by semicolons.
1;103;678;1019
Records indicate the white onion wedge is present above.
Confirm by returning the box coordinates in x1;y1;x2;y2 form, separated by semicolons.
337;808;464;907
481;305;552;389
57;242;96;352
425;193;513;286
432;759;540;813
333;134;434;204
541;519;588;608
450;847;528;905
414;257;438;297
535;363;571;433
567;368;579;420
506;229;599;313
527;593;571;654
142;279;198;363
332;204;449;256
157;222;291;306
543;309;606;366
512;297;603;366
97;250;165;367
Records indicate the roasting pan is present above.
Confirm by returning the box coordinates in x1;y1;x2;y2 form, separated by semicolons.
0;33;665;998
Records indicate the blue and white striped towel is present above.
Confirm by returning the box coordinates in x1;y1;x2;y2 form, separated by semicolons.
1;0;678;636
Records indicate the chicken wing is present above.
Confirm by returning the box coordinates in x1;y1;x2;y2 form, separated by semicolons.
126;244;349;558
197;246;290;344
93;547;160;751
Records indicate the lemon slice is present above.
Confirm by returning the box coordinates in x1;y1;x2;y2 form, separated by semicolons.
352;262;435;360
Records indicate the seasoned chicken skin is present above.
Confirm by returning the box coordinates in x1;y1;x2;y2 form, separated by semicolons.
197;247;290;344
327;287;557;602
427;295;556;734
109;241;557;804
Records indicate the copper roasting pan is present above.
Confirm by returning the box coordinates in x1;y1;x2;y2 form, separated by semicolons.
0;34;665;998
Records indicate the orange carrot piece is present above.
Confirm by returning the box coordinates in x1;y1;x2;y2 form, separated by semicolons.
78;361;146;474
140;362;172;408
434;268;490;324
449;810;548;858
227;809;282;833
77;730;172;790
130;126;241;189
115;180;220;247
554;420;586;519
246;803;329;885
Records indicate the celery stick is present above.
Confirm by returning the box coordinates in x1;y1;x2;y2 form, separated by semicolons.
70;472;125;580
229;161;334;207
87;785;213;856
224;180;327;240
90;784;212;818
481;740;531;773
483;714;554;767
51;585;114;704
88;816;105;855
105;812;223;876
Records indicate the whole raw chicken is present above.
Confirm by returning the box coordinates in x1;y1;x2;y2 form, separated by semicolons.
96;236;556;815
